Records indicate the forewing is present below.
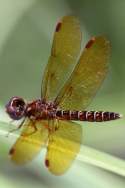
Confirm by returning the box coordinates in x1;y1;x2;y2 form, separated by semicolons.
45;120;82;175
9;119;48;164
55;36;110;110
42;16;81;101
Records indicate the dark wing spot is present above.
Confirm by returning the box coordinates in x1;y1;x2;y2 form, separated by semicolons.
9;148;15;155
55;22;62;32
85;37;95;49
45;159;50;168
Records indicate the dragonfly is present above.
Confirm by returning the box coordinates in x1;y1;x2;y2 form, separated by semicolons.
5;16;121;175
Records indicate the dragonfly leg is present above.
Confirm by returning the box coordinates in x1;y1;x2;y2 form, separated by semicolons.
6;118;25;137
23;120;38;136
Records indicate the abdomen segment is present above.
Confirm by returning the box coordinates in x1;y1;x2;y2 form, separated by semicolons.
56;110;122;122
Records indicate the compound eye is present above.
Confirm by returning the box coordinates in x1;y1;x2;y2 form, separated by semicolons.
12;98;25;111
6;96;26;120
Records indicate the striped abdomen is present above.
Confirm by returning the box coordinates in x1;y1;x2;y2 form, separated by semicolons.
56;110;121;122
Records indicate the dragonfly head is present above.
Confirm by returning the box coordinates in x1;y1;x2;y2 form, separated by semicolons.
6;96;26;120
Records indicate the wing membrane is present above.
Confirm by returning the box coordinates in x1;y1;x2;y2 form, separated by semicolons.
42;16;81;101
55;36;110;110
9;119;48;164
45;120;82;175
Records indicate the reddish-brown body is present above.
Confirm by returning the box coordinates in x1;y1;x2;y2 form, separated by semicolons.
6;97;121;122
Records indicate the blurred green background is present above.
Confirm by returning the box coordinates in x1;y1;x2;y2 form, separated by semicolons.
0;0;125;187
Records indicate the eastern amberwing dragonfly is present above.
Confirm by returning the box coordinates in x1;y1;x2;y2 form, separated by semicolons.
5;16;121;175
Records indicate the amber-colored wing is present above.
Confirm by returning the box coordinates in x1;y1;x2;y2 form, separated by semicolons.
45;120;82;175
41;16;81;101
9;119;48;164
55;36;110;110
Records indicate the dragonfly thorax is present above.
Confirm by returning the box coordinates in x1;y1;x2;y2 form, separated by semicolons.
25;99;57;120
